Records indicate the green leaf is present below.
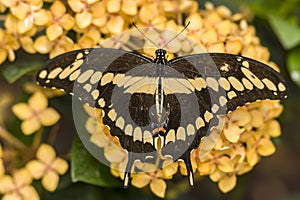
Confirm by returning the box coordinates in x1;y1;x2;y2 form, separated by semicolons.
287;47;300;87
71;136;122;188
268;15;300;50
2;61;41;83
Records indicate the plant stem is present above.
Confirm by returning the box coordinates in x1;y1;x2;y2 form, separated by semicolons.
0;125;27;150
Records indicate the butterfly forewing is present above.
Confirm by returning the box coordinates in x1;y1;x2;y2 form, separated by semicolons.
37;48;152;108
169;53;288;112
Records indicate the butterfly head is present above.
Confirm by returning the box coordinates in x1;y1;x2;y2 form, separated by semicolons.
154;49;168;64
155;49;166;56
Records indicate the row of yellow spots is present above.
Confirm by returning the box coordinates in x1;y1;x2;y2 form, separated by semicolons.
37;51;90;84
111;106;212;150
187;59;286;101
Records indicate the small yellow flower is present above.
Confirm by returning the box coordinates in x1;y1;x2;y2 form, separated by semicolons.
26;144;68;192
198;149;233;176
223;107;252;143
0;168;39;200
68;0;95;30
34;34;74;58
84;105;128;175
243;130;276;166
74;27;101;49
46;1;75;41
209;157;252;193
131;163;167;198
12;92;60;135
0;28;20;64
161;158;179;179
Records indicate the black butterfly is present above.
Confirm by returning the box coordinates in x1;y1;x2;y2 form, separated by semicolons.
36;47;287;187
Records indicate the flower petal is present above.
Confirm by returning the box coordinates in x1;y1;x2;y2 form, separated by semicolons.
37;144;56;164
20;37;36;54
131;173;151;188
51;158;68;174
46;23;63;41
106;0;121;13
13;169;32;187
2;193;21;200
249;110;264;128
265;120;281;137
197;161;213;175
19;185;39;200
90;131;110;148
50;1;66;18
231;108;251;126
85;117;102;135
42;170;59;192
0;175;14;193
258;138;275;156
21;118;41;135
150;178;167;198
75;10;92;29
134;161;157;172
29;92;48;113
34;9;50;26
106;15;124;34
39;108;60;126
209;168;224;182
26;160;45;179
34;35;53;54
223;124;240;143
218;174;237;193
121;0;137;15
12;103;33;120
217;156;234;173
68;0;85;12
162;159;178;178
104;146;126;163
246;148;260;166
59;14;75;30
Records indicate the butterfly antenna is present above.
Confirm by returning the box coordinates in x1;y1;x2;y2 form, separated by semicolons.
162;21;190;49
132;23;159;48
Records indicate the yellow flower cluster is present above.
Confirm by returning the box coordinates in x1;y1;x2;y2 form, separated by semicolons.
80;1;284;198
0;89;68;199
0;144;68;200
196;100;283;193
12;91;60;135
0;0;285;198
0;0;197;63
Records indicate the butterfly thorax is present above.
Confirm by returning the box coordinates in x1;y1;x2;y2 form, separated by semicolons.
152;49;169;136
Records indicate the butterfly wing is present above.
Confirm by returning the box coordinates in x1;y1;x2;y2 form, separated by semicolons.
167;53;287;184
36;48;152;108
170;53;287;112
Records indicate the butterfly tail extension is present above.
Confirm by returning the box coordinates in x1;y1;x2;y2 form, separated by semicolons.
182;151;194;186
123;151;133;188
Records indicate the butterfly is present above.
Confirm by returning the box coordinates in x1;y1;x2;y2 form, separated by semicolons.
36;45;287;187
